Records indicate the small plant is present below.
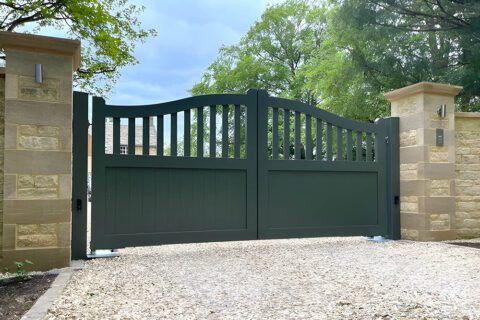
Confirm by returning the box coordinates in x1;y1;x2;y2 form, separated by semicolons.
14;260;34;280
2;259;34;284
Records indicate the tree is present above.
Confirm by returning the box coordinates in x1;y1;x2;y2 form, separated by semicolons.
319;0;480;113
0;0;156;95
190;0;326;105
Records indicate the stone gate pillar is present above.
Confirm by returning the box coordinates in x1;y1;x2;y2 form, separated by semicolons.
0;32;80;270
384;82;462;241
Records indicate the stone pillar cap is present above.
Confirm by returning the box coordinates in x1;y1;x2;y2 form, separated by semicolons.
384;81;463;102
0;31;81;70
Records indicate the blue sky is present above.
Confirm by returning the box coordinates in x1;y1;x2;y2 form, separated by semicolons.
105;0;282;105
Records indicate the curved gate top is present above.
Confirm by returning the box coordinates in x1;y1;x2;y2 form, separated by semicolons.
78;89;399;251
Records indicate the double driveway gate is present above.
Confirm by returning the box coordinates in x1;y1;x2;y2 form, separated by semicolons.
72;89;399;255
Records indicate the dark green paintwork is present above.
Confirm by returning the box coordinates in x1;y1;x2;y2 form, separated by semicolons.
71;92;89;259
89;89;399;250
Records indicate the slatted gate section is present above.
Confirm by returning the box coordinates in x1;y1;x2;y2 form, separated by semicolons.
84;89;399;251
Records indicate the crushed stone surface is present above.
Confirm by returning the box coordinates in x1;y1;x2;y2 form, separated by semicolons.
46;237;480;319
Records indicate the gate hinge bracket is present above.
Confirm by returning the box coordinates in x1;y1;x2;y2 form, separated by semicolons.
385;136;390;144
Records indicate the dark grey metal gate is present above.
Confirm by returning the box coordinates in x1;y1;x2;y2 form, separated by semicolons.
76;89;399;252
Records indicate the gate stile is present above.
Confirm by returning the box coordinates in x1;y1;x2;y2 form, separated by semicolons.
89;89;399;251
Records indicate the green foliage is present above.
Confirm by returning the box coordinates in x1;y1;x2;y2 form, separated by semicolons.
191;0;480;121
0;0;156;96
2;259;34;283
190;0;326;105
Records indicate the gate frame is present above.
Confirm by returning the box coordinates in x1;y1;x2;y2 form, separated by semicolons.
71;89;400;255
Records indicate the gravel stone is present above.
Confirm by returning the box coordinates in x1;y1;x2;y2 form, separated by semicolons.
46;237;480;319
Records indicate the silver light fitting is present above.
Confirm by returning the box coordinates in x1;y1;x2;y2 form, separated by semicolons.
437;104;446;118
35;64;43;83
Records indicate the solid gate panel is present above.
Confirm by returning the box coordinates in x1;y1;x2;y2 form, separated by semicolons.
266;171;378;229
104;167;247;235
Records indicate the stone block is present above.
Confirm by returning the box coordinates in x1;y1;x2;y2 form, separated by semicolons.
400;145;428;164
2;224;16;250
17;234;57;248
34;175;59;187
457;219;480;228
17;224;39;236
456;118;480;132
57;223;71;248
401;228;419;240
4;150;71;174
430;220;450;231
4;174;17;199
5;99;71;126
6;49;73;79
418;163;455;179
18;76;60;102
18;175;34;188
19;136;59;150
37;126;59;137
58;175;71;199
400;130;417;147
419;196;455;213
417;229;456;241
17;188;57;199
4;73;18;100
19;124;37;136
4;124;17;149
461;155;480;164
3;199;70;224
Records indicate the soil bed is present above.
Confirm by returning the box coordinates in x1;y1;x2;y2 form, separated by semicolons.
0;274;57;320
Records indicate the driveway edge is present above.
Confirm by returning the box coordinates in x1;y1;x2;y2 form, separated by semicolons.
21;260;85;320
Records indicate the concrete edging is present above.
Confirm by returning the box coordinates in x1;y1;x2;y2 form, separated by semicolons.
21;260;84;320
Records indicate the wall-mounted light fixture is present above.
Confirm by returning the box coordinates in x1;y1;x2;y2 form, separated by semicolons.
437;103;446;118
35;64;43;83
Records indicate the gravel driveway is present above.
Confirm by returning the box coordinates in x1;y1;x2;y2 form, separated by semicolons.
46;237;480;319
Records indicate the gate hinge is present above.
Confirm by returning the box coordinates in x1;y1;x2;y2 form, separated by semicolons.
385;136;390;144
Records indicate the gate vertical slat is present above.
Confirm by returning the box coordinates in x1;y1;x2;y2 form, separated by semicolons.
294;111;301;160
128;118;135;155
272;108;279;159
366;133;372;161
113;117;120;154
143;117;149;155
234;104;240;158
347;129;353;161
326;123;332;161
337;126;343;160
171;112;177;156
316;119;322;160
283;109;290;159
184;110;191;157
222;104;229;158
356;131;362;161
197;107;204;157
210;105;216;158
157;115;164;156
305;115;312;160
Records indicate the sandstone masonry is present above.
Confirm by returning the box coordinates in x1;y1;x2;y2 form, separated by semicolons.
0;32;80;271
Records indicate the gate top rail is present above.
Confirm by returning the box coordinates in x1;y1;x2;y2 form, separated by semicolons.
265;95;378;134
100;93;255;118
